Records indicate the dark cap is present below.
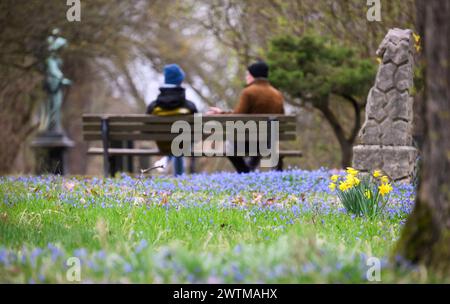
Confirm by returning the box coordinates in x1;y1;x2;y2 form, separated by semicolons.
247;61;269;79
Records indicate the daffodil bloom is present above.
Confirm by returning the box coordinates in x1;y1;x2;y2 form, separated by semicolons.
364;190;372;199
346;167;359;177
331;175;339;183
381;176;389;184
373;170;382;178
329;183;336;191
345;175;360;187
345;175;354;187
413;33;422;53
379;183;393;196
339;182;350;192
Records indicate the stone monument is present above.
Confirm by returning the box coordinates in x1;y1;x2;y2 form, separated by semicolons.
353;28;418;182
31;28;74;175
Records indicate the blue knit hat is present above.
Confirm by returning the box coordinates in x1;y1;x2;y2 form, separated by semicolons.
164;64;185;86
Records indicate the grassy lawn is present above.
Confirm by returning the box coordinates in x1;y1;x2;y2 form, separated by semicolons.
0;170;442;283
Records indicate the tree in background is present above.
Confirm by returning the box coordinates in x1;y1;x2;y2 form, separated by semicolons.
395;0;450;275
268;35;377;167
264;0;416;56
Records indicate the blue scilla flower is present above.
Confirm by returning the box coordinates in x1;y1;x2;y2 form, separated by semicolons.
96;250;106;260
135;240;148;254
0;249;8;265
30;248;43;267
123;263;133;274
302;263;315;274
74;248;88;258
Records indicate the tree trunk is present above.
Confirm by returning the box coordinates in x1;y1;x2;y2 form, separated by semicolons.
395;0;450;276
341;94;363;143
318;104;354;168
340;142;353;170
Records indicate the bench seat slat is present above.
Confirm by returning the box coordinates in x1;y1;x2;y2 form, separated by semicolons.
83;133;297;141
82;123;297;133
82;114;297;124
88;147;302;157
88;148;165;156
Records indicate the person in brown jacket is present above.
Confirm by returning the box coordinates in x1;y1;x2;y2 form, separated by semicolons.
208;61;285;173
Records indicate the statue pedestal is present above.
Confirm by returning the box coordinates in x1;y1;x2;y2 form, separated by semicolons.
31;132;75;175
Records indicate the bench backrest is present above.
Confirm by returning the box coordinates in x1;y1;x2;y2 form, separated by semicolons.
82;114;297;142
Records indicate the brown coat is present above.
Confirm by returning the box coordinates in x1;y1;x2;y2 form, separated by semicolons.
233;79;285;114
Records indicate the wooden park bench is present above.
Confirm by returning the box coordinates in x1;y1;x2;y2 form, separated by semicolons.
82;114;302;177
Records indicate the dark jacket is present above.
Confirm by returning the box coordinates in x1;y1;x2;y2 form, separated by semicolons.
146;87;198;115
233;79;284;114
146;86;197;154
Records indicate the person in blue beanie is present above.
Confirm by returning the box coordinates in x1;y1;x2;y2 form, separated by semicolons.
146;64;198;176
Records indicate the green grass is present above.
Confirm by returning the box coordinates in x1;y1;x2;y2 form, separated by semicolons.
0;172;447;283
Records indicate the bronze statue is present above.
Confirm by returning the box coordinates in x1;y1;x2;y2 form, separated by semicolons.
40;28;72;133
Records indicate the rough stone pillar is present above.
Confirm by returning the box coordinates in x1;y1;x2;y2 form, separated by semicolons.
353;28;418;182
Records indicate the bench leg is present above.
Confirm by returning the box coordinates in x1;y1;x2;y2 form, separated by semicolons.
276;157;284;172
189;158;196;174
101;118;110;177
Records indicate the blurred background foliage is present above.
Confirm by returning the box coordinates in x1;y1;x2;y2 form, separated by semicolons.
268;34;378;167
0;0;416;175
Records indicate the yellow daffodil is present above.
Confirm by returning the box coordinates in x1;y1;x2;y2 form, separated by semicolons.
364;190;372;199
379;183;393;196
413;33;422;53
380;176;389;184
373;170;382;178
346;167;359;177
345;175;360;187
329;183;336;191
339;181;350;192
345;176;353;187
331;175;339;183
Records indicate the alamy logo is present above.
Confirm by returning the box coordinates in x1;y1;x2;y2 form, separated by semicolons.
367;0;382;22
66;257;81;282
366;257;382;282
171;115;280;168
66;0;81;22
